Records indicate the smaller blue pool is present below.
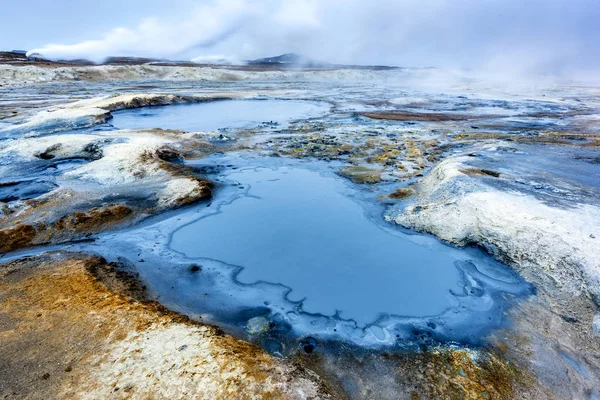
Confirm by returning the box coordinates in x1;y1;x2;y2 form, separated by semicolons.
110;99;329;132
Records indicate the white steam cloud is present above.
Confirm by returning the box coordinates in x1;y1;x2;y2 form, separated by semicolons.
28;0;600;78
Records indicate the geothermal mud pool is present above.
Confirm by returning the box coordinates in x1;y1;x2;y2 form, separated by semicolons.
85;153;531;349
0;69;599;398
111;99;330;132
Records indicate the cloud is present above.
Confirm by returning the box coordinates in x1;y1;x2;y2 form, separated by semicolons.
28;0;600;78
28;0;251;62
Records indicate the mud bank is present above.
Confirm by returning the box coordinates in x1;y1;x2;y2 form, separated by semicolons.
4;251;593;399
0;251;330;399
0;93;244;137
386;143;600;397
388;145;600;301
0;126;215;253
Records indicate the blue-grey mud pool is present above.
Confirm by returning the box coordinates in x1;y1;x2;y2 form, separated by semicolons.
85;152;531;349
1;66;599;399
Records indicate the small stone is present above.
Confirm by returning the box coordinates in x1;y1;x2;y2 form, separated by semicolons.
389;186;415;199
338;165;382;184
460;168;500;178
303;343;315;353
123;384;135;392
561;315;578;324
590;234;595;239
41;373;50;380
300;337;318;354
156;147;183;162
189;264;201;273
247;316;270;335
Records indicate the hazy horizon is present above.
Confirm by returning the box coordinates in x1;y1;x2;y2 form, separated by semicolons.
2;0;600;79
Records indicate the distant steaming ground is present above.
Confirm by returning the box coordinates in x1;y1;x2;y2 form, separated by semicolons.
2;63;598;93
0;64;394;86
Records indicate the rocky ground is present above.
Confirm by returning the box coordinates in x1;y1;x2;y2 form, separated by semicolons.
0;64;599;399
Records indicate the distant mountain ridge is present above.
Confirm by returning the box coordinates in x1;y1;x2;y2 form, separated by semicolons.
247;53;330;67
0;50;398;71
246;53;399;70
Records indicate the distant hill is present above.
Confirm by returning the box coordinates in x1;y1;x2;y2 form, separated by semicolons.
0;51;27;63
0;50;398;71
246;53;399;71
247;53;330;68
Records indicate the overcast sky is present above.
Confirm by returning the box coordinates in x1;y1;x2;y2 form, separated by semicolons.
2;0;599;77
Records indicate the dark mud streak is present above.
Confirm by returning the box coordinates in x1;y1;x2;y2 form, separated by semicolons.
360;111;495;122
